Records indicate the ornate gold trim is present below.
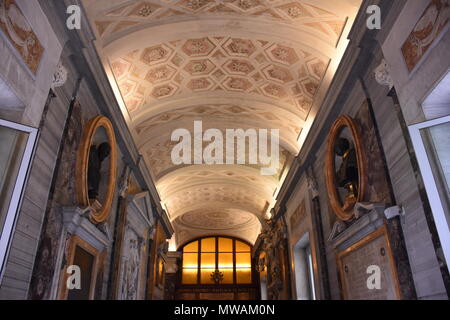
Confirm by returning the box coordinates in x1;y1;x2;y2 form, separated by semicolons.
325;115;367;221
58;235;103;300
336;225;402;300
76;116;117;224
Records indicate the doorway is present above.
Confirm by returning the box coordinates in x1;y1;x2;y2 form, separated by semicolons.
293;233;316;300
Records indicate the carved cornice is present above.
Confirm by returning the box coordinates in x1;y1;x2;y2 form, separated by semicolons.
165;252;182;274
327;203;386;250
61;206;110;252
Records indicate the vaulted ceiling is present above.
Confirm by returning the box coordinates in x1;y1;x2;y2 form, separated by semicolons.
82;0;361;246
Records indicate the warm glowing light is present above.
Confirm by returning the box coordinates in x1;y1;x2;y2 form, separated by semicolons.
219;238;232;251
235;241;250;252
181;237;254;285
201;238;216;252
183;265;198;269
183;241;198;252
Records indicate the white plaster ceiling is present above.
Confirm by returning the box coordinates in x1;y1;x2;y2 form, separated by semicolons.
82;0;361;245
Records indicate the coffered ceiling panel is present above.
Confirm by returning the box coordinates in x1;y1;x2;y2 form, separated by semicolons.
82;0;361;245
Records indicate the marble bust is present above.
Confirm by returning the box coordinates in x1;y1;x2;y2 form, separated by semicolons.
334;138;359;207
87;142;111;200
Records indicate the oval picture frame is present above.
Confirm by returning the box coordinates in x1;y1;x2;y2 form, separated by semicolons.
325;115;367;221
76;116;117;224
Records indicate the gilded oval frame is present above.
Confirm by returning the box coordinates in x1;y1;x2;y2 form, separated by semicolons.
325;115;367;221
76;116;117;224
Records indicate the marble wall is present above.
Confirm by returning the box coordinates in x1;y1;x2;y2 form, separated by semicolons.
27;88;126;299
383;0;450;125
267;0;448;300
0;2;64;297
0;0;169;300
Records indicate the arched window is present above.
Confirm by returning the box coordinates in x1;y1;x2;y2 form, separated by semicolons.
180;236;253;285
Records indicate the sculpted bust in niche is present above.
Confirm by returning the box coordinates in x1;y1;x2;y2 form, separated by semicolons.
87;142;111;200
334;137;358;210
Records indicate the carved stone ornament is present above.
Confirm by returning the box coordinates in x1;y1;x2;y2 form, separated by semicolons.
327;220;347;242
158;241;169;257
118;166;132;198
306;167;319;198
255;256;266;273
374;59;393;90
52;61;68;89
118;225;143;300
138;5;152;17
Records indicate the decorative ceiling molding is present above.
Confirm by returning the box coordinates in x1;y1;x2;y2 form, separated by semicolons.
85;0;349;47
178;209;257;231
157;165;278;197
81;0;361;244
109;36;331;120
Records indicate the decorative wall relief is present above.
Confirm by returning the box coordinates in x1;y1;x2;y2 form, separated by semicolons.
76;116;118;224
52;61;68;89
118;226;144;300
401;0;450;72
0;0;44;74
259;218;291;300
325;115;367;221
112;192;154;300
337;225;401;300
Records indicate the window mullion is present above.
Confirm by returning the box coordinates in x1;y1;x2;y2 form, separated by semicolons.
197;240;201;284
233;239;236;285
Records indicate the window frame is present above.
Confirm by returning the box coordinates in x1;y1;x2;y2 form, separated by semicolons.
179;236;254;286
0;119;38;283
409;115;450;271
